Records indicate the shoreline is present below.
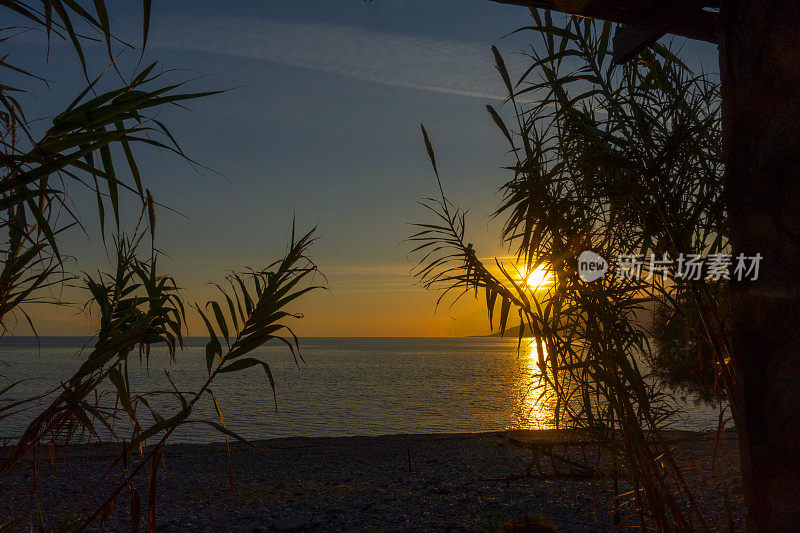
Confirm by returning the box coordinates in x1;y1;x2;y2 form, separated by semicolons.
1;429;744;531
0;427;730;453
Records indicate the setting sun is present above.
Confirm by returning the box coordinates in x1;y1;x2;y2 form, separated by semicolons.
519;264;554;290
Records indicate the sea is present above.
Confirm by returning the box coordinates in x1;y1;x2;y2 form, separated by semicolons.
0;337;721;444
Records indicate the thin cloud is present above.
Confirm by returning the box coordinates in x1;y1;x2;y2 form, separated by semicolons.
150;17;525;100
324;263;413;276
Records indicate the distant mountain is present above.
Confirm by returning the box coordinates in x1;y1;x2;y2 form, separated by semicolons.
470;324;529;338
470;303;656;338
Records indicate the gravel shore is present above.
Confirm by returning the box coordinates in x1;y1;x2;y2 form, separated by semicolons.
1;430;744;531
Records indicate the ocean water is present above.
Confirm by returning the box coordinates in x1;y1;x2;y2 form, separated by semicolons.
0;337;720;444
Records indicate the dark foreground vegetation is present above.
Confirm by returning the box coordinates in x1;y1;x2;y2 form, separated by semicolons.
1;2;320;529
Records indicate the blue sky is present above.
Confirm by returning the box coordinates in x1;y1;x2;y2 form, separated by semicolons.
7;1;718;336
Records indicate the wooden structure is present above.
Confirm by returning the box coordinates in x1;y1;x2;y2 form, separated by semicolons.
493;0;718;61
491;1;800;530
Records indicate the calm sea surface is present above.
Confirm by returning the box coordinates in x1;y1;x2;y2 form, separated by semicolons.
0;337;719;443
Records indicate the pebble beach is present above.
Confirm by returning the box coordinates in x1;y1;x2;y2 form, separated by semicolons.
1;429;743;531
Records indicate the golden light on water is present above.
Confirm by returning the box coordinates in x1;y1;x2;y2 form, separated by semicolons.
528;339;545;376
518;264;554;291
511;338;556;430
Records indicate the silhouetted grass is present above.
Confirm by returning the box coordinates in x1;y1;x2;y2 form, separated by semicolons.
411;11;729;531
1;3;322;529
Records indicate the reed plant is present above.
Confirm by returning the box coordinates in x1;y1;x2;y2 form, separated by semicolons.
1;3;321;529
411;10;730;530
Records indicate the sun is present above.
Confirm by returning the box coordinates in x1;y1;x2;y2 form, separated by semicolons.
519;264;554;290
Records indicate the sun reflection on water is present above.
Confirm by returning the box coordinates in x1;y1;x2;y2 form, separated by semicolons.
509;338;558;430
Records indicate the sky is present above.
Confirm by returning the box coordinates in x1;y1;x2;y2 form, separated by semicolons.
5;1;718;337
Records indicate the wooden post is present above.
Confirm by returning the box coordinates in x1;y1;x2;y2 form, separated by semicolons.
720;1;800;529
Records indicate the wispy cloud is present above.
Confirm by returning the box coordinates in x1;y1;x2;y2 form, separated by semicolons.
323;263;414;277
150;17;525;100
314;262;417;292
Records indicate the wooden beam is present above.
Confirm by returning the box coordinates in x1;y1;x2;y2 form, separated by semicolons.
612;25;665;64
490;0;718;44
